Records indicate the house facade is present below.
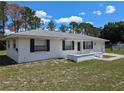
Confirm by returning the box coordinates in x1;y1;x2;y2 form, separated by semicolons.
5;30;108;63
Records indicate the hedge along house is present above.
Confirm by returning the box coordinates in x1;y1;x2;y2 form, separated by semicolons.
5;30;108;63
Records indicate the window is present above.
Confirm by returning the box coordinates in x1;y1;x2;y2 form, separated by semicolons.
62;40;74;50
30;39;50;52
83;41;93;49
34;40;47;51
13;39;16;49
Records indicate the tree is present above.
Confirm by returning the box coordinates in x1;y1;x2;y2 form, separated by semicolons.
101;21;124;44
92;27;102;37
6;3;22;32
0;1;8;35
21;7;41;31
21;7;32;31
78;23;86;34
6;4;41;32
22;7;35;30
59;25;67;32
78;22;94;35
0;2;43;34
47;21;56;31
69;22;78;33
30;16;41;29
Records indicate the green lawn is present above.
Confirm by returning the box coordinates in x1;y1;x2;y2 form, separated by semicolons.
0;50;16;66
0;50;6;56
0;51;124;90
106;48;124;55
103;55;115;58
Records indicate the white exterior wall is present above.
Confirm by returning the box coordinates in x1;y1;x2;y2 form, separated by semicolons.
67;53;95;62
6;38;19;62
17;38;78;63
61;41;78;58
7;37;105;63
82;40;105;53
93;40;105;52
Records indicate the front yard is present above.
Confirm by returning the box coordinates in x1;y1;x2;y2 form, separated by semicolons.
106;48;124;55
0;50;124;90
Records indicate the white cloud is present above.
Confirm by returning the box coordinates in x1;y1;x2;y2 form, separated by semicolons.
55;16;83;24
79;12;85;15
41;18;50;23
86;21;93;25
106;5;116;14
93;10;102;15
35;10;47;18
55;28;59;31
35;10;52;23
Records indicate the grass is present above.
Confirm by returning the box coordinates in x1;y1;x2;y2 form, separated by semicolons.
0;50;6;56
103;55;115;58
106;48;124;55
0;51;124;90
0;50;16;66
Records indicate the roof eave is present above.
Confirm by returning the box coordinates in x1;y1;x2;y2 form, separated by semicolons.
3;34;82;41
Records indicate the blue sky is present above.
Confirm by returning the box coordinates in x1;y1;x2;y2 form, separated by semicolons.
7;1;124;28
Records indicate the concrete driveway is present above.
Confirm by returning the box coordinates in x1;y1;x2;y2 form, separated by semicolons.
95;53;124;61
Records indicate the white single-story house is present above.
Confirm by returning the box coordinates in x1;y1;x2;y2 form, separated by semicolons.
5;30;108;63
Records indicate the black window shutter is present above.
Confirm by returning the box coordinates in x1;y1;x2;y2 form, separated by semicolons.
30;39;35;52
83;41;85;49
62;40;65;50
46;40;50;51
91;41;93;49
72;41;74;50
78;42;80;51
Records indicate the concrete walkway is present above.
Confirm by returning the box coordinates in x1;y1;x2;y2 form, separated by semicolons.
95;53;124;61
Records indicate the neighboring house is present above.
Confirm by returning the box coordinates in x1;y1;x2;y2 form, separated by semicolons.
5;30;108;63
112;43;124;50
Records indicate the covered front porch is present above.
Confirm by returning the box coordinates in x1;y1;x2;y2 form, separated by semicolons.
63;38;105;62
67;52;103;62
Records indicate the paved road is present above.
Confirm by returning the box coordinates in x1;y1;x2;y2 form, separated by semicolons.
95;53;124;61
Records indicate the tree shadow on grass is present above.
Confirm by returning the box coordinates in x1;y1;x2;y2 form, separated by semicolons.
0;55;17;66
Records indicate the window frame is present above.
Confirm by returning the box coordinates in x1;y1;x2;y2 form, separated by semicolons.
83;41;93;49
30;39;50;52
34;39;47;51
63;40;74;50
